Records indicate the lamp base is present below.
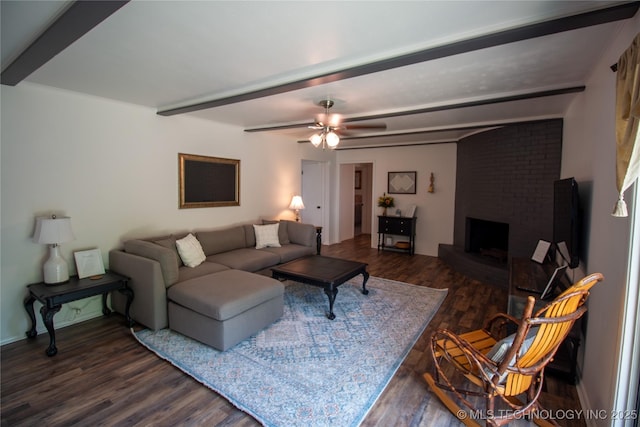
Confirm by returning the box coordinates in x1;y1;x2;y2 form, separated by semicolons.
43;245;70;285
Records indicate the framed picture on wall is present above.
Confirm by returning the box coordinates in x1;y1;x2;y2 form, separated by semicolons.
355;171;362;189
179;153;240;208
388;171;416;194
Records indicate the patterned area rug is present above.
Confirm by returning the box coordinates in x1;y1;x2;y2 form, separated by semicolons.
134;276;447;427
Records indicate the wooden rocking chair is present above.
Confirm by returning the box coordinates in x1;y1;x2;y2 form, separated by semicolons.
424;272;604;427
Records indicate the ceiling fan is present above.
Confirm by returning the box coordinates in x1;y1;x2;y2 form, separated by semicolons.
308;99;386;149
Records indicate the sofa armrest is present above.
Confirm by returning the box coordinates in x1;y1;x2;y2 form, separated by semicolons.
109;250;169;330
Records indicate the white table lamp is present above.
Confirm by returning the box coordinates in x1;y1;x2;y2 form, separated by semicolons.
289;196;305;222
33;215;75;284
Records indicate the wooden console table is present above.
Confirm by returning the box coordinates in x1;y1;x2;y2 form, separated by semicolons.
377;215;416;254
24;271;133;356
509;257;580;384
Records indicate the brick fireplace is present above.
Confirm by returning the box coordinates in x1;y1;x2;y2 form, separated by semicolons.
439;119;562;288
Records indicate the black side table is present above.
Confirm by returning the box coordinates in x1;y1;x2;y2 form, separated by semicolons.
24;271;133;356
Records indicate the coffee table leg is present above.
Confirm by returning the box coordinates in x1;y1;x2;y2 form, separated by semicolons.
40;304;61;357
361;271;370;295
324;285;338;320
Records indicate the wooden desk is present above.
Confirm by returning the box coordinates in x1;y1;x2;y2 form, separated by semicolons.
509;258;580;384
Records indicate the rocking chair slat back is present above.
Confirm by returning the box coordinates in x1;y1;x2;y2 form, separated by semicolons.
506;273;603;395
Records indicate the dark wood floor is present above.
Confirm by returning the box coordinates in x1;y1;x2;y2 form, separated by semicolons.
1;234;584;426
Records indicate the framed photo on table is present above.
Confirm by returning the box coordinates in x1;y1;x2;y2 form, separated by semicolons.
388;171;416;194
74;249;106;279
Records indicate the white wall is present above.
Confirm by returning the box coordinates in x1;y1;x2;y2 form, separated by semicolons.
562;17;639;424
0;82;308;344
337;143;457;256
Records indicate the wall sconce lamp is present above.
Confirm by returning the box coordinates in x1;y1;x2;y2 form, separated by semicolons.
289;195;305;222
428;172;435;193
33;214;75;284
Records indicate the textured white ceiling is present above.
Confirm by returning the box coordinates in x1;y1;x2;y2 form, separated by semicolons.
1;1;635;149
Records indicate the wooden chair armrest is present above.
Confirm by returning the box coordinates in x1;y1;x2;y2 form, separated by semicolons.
431;329;497;372
483;312;521;338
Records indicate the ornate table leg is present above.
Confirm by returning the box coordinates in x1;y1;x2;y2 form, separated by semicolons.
118;286;134;327
361;271;370;295
324;285;338;320
40;304;61;357
24;294;37;338
101;292;112;316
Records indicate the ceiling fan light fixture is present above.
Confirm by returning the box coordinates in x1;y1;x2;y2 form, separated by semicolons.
326;131;340;148
310;133;322;147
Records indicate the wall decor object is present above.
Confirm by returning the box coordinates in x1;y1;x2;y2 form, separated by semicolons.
74;248;105;279
355;170;362;189
388;171;416;194
179;153;240;208
428;172;435;193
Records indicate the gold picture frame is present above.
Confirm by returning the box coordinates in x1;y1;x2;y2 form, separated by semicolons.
179;153;240;208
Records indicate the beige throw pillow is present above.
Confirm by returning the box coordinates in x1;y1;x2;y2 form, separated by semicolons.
253;223;281;249
176;233;206;267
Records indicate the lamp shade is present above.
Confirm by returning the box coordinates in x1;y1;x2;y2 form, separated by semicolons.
33;216;75;244
309;133;322;147
325;131;340;148
289;196;305;210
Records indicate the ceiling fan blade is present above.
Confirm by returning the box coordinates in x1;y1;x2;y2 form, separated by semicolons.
343;123;387;130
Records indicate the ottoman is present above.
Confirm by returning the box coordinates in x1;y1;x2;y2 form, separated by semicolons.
167;269;284;350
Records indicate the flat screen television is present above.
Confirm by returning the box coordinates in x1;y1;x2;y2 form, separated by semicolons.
553;177;580;268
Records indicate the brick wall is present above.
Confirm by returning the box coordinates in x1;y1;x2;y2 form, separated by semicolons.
453;119;563;259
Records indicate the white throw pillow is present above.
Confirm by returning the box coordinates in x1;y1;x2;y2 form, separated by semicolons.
175;233;206;268
253;223;281;249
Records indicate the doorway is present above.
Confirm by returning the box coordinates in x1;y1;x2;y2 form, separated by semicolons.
354;164;373;236
338;162;373;241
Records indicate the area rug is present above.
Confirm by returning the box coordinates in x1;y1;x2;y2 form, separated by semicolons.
133;276;447;427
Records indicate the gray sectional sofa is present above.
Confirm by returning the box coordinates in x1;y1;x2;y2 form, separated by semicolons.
109;220;318;350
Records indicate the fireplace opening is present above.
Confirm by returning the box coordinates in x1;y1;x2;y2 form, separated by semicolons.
465;218;509;263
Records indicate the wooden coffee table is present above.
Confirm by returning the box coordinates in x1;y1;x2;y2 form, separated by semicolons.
271;255;369;320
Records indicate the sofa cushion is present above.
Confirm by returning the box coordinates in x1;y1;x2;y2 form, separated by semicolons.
153;235;183;267
167;269;284;321
253;223;281;249
207;248;280;272
176;233;206;268
243;224;256;248
123;239;179;287
178;261;230;283
197;226;247;256
284;220;315;247
263;244;316;263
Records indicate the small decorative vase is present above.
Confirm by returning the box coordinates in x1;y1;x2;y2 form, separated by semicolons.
383;207;387;216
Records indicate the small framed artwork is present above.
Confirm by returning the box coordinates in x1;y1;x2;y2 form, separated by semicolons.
388;171;417;194
179;153;240;208
354;170;362;189
74;248;106;279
